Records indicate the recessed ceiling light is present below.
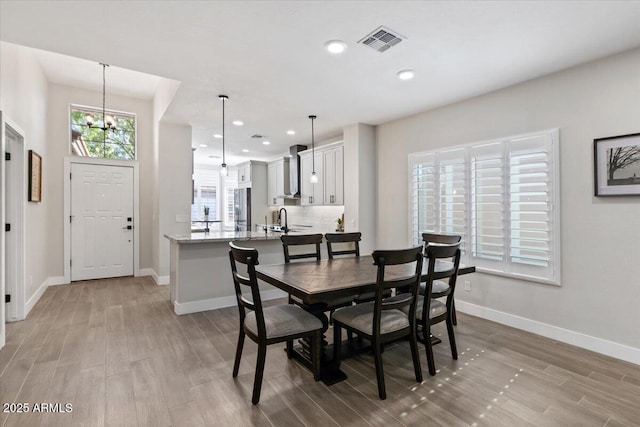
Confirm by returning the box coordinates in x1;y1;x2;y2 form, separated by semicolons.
213;134;222;138
199;144;207;147
242;149;249;153
325;40;347;54
397;69;415;80
262;141;270;145
287;130;296;135
232;120;243;126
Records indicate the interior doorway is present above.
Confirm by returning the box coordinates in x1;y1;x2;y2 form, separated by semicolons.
1;113;26;332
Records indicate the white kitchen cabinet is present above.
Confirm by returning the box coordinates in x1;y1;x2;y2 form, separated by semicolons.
300;142;343;206
237;162;251;185
323;145;343;205
267;158;289;206
300;151;324;206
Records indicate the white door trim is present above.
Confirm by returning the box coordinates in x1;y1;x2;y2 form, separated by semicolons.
1;112;27;347
64;156;140;283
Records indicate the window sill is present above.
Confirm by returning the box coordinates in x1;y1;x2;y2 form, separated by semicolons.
474;267;561;287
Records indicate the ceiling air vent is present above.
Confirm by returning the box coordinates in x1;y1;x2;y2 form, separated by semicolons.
250;134;264;139
358;26;405;53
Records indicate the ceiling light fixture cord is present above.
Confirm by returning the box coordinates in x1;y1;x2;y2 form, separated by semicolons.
219;95;229;176
309;115;317;184
101;63;108;151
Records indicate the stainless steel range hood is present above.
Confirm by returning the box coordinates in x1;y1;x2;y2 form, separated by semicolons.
281;144;307;199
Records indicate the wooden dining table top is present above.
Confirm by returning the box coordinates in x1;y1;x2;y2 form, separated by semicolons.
255;256;475;305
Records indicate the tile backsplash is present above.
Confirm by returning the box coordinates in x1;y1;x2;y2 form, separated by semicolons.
269;205;344;232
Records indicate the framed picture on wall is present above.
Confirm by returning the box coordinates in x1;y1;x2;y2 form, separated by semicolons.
594;133;640;196
28;149;42;202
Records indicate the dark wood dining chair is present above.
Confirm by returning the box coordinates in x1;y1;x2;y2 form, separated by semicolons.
412;242;461;376
325;232;361;258
229;242;323;404
421;232;462;325
332;247;424;400
280;234;353;315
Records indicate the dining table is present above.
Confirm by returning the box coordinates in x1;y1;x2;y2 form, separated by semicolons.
255;255;475;384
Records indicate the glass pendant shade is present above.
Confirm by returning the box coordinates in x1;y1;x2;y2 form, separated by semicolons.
220;163;228;177
310;171;318;183
105;114;116;129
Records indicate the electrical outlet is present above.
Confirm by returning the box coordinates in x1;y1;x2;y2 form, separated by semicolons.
464;280;471;292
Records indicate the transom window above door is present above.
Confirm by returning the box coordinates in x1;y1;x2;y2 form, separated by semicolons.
70;105;136;160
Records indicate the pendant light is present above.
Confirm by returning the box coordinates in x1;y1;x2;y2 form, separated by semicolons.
219;95;229;177
309;115;318;183
85;63;117;149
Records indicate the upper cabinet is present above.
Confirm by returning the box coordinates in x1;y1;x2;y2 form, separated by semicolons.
323;145;343;205
299;141;343;206
300;151;324;206
267;157;290;206
237;162;251;185
236;160;266;189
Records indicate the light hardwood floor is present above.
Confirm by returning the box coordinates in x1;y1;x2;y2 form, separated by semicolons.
1;276;639;426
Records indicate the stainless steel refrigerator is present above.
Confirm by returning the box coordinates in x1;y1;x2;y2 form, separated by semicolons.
233;188;251;231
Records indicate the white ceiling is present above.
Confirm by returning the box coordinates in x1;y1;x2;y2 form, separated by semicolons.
2;1;640;166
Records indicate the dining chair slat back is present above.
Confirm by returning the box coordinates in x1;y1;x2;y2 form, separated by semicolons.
281;233;323;263
419;242;461;376
325;232;361;259
421;232;462;324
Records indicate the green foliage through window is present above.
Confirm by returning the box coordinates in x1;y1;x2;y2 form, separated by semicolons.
71;106;136;160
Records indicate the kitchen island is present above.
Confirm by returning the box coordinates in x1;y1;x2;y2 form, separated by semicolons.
165;230;334;315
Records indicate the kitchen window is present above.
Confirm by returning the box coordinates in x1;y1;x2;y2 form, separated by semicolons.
192;168;218;222
409;129;561;285
70;105;136;160
191;165;238;229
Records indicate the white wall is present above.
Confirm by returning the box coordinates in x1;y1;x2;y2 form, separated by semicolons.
152;79;181;276
0;42;49;303
377;48;640;352
46;83;154;273
157;121;192;278
343;123;376;255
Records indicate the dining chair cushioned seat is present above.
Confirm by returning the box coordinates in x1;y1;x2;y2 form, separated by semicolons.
332;302;410;336
404;296;447;319
244;305;323;339
419;280;449;296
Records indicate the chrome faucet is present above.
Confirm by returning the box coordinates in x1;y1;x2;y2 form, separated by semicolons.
278;208;289;233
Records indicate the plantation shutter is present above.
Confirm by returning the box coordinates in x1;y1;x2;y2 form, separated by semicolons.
470;142;505;270
438;149;468;257
409;129;560;284
410;153;437;246
508;134;557;281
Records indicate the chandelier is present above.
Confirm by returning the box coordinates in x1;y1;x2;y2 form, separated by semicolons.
85;63;117;138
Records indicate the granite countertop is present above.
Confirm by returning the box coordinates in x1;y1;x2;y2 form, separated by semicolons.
164;229;333;244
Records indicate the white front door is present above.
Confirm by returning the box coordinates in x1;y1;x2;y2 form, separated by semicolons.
71;163;134;281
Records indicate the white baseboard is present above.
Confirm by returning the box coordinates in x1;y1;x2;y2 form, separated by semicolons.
173;289;287;315
47;276;67;286
24;276;67;317
456;300;640;365
139;268;169;286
